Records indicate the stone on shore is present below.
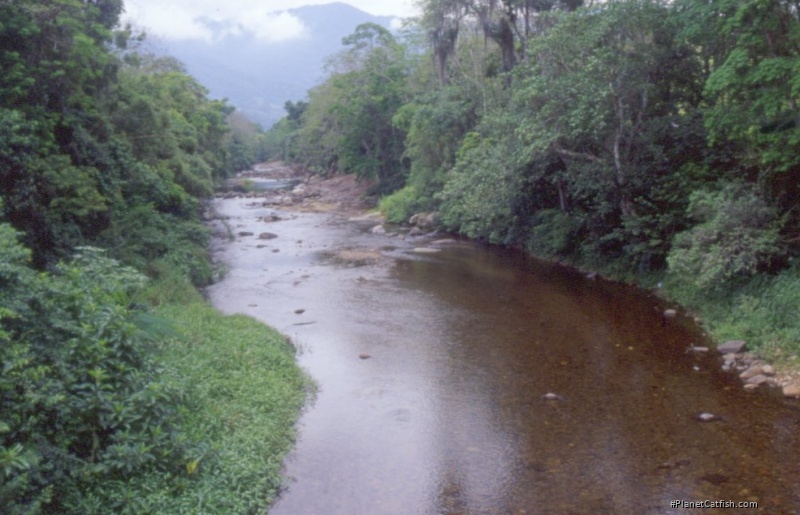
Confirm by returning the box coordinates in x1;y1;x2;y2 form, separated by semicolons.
783;385;800;398
739;366;763;380
717;340;747;354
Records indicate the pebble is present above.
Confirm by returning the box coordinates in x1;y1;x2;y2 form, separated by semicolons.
359;353;372;360
542;392;563;401
697;412;719;422
663;309;677;319
744;383;760;391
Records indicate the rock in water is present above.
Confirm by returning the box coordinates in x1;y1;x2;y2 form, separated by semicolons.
744;374;768;386
739;366;763;380
697;412;719;422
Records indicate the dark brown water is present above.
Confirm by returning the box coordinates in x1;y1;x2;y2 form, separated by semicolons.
207;199;800;514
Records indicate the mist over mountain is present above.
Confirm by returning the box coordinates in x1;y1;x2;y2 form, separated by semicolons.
149;3;395;128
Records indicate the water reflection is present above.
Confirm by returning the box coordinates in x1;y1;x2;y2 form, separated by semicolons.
206;200;800;514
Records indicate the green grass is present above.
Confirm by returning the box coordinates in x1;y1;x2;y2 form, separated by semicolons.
530;246;800;367
93;299;313;514
663;263;800;363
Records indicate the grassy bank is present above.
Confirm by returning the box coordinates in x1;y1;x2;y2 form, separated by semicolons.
661;264;800;365
127;300;311;514
553;251;800;371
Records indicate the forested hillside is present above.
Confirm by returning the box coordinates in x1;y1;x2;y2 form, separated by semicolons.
268;0;800;361
1;1;307;513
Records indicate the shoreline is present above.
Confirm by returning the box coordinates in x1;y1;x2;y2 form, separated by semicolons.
213;160;800;399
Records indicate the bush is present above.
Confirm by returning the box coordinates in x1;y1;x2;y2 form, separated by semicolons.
525;209;580;258
0;231;201;513
666;183;784;290
379;185;421;223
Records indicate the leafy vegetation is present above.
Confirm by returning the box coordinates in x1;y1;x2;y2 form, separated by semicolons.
266;0;800;359
0;1;306;512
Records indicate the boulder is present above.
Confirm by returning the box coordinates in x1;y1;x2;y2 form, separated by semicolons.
370;224;386;235
717;340;747;354
237;231;254;237
663;309;677;319
409;212;438;228
258;232;278;240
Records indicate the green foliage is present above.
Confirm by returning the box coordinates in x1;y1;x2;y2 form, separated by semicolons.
289;23;411;192
667;183;784;289
109;303;311;514
525;209;580;258
663;261;800;360
380;185;422;223
0;2;311;512
0;232;201;513
438;117;528;243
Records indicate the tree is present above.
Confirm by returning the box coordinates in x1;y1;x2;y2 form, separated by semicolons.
294;23;411;192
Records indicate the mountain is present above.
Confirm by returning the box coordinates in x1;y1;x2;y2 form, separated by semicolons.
148;3;395;128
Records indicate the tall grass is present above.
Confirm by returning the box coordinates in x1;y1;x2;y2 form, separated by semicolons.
664;263;800;362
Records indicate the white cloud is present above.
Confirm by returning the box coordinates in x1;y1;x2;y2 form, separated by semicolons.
124;1;419;42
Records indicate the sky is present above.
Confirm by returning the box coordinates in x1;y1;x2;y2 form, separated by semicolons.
123;1;420;43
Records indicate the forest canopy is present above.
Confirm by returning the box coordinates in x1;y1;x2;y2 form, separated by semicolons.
271;0;800;281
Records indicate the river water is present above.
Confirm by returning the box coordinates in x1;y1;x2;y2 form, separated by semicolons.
206;198;800;514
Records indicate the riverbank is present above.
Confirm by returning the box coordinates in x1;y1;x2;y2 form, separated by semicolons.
204;178;800;513
217;161;800;399
150;300;312;512
84;278;313;513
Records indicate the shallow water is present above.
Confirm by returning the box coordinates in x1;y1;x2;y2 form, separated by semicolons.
206;199;800;514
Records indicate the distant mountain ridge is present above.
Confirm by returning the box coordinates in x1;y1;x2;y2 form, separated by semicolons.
150;3;395;128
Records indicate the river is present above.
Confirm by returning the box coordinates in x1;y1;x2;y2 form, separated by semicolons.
206;198;800;514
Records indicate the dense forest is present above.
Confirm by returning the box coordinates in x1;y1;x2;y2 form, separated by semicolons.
5;0;800;511
267;0;800;363
1;1;308;513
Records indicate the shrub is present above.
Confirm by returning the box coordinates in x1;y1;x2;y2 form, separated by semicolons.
0;231;201;513
379;185;421;223
666;183;784;290
525;209;580;258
